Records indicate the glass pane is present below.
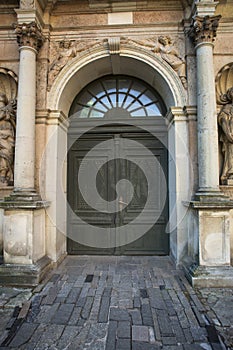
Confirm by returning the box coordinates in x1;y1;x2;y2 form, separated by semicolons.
78;107;89;118
146;103;162;116
131;81;145;96
118;93;126;107
101;95;112;109
79;91;94;106
118;79;131;93
123;95;134;109
109;93;117;107
128;101;143;112
89;109;105;118
131;108;147;117
103;79;116;94
138;93;153;105
93;101;108;112
88;82;104;98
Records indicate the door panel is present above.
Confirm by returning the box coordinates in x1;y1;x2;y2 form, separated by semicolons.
67;129;168;255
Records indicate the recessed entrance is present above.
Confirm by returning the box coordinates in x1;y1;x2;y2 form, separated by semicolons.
67;75;169;255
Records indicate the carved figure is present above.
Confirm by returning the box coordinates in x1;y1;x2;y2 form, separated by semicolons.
0;93;16;186
49;40;77;81
218;87;233;183
48;39;101;90
152;36;187;88
121;36;187;88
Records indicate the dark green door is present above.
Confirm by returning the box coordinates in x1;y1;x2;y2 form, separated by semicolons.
67;128;169;255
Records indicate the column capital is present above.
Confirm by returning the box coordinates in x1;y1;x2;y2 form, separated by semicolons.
188;15;221;47
14;21;44;53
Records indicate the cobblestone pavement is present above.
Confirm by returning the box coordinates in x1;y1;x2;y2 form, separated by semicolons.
0;256;230;349
197;288;233;350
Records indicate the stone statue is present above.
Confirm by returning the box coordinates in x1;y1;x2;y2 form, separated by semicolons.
0;93;16;186
218;86;233;183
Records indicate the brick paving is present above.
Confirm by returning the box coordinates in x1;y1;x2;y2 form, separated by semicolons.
0;256;227;349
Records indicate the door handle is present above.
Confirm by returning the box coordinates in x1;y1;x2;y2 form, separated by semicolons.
118;200;127;205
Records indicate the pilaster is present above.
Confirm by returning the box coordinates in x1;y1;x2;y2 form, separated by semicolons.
166;107;190;264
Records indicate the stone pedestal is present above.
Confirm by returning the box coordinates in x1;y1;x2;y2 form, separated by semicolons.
0;200;51;286
185;200;233;287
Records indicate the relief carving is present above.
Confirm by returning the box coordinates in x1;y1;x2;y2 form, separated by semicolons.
48;39;101;91
0;69;17;187
14;22;44;52
20;0;35;9
121;36;187;89
218;87;233;184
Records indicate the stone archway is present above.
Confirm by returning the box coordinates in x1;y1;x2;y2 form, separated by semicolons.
45;46;189;264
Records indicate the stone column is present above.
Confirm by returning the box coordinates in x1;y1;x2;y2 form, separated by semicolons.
0;22;51;286
13;22;44;197
189;15;221;197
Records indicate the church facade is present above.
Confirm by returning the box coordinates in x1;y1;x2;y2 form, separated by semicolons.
0;0;233;286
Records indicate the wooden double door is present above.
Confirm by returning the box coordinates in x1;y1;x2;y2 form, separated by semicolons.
67;127;169;255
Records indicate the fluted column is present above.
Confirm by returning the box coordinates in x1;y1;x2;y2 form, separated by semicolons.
189;15;221;197
13;22;44;196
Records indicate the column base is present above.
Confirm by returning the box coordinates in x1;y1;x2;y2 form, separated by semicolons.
0;192;49;209
195;188;228;202
5;189;42;202
0;255;52;287
184;263;233;288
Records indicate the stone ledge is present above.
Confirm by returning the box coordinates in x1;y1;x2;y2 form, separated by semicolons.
0;190;50;210
0;255;52;287
0;199;50;210
184;264;233;288
184;199;233;209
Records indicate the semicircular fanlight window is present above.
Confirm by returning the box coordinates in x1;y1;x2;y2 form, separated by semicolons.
70;76;166;118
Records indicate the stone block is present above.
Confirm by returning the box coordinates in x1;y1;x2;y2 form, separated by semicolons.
199;210;231;266
132;325;149;342
117;321;131;339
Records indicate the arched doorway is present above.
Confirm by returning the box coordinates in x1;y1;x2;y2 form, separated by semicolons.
46;49;189;265
67;75;169;255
